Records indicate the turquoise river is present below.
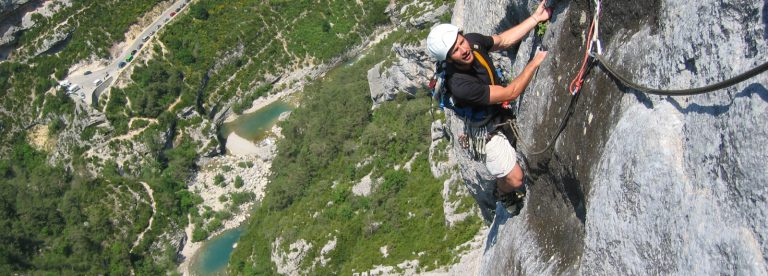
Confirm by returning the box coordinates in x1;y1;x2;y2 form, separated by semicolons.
219;100;293;143
192;100;292;274
190;227;244;275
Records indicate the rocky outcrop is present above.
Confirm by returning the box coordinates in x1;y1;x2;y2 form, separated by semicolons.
367;43;432;107
0;0;71;60
272;238;312;276
386;2;450;29
0;0;34;17
0;0;39;56
30;29;71;56
366;63;389;105
378;0;768;274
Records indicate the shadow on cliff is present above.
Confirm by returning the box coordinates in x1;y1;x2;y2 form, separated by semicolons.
484;201;524;252
526;154;587;224
600;75;656;109
666;83;768;115
764;0;768;39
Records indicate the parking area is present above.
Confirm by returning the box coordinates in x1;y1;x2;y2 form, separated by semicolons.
63;0;190;106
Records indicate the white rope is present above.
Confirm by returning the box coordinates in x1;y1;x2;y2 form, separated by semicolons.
590;0;603;55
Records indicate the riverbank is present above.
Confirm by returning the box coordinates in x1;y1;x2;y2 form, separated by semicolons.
225;132;273;158
223;24;396;125
178;130;278;275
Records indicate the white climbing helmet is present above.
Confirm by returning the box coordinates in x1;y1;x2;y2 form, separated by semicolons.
427;23;459;61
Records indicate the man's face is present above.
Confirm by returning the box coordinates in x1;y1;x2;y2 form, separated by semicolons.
447;34;473;65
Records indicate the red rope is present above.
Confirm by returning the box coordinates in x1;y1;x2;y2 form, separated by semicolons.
568;18;596;95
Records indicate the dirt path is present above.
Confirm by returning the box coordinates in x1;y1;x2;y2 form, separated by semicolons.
128;117;158;128
131;181;157;252
84;117;158;157
167;95;182;111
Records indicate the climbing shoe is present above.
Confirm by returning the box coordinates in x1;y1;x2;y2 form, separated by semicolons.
494;188;526;212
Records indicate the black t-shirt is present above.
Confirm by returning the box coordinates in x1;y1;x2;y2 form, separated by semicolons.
445;33;501;108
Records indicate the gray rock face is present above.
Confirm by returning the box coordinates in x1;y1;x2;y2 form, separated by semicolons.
577;0;768;273
407;4;450;28
1;0;72;60
387;3;450;28
385;0;768;274
367;43;433;107
0;0;33;16
0;0;37;50
31;29;71;56
367;62;390;104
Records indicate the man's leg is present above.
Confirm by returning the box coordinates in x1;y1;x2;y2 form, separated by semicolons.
485;133;525;194
497;163;524;194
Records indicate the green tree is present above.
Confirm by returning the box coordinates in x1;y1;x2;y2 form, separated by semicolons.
190;3;209;20
192;227;209;242
48;118;65;134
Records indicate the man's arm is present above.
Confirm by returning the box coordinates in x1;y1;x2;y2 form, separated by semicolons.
491;1;552;51
488;51;547;104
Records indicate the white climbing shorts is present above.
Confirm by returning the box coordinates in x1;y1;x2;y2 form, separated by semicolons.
484;133;517;179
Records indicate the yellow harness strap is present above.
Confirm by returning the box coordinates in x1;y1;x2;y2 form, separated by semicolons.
473;51;496;85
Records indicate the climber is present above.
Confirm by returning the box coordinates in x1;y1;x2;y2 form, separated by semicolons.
426;1;551;207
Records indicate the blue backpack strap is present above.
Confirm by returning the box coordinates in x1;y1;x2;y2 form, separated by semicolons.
435;62;497;126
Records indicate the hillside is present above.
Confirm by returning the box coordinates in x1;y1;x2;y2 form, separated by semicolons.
0;0;407;274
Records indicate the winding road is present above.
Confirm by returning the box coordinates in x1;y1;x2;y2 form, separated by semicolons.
66;0;190;106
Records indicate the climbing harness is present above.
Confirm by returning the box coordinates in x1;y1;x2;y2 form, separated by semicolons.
428;61;487;160
569;0;602;95
462;51;514;161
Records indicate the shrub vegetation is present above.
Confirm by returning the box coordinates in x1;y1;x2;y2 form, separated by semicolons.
229;29;479;275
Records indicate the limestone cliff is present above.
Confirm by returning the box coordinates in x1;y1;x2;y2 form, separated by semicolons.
385;0;768;274
0;0;34;17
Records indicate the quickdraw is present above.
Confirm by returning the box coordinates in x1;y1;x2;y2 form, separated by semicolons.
568;0;602;95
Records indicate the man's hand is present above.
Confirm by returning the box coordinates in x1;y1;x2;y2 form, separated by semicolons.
492;1;552;51
531;49;548;67
532;1;553;22
489;49;549;104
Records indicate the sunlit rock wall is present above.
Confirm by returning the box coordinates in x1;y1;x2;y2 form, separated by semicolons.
446;0;768;274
